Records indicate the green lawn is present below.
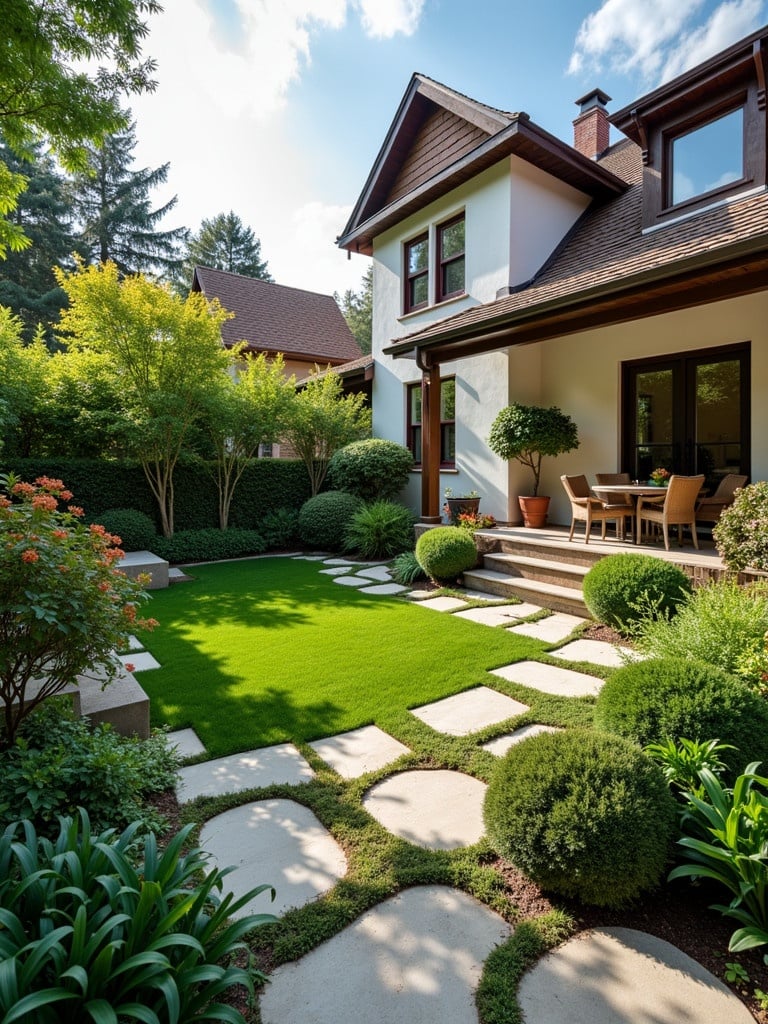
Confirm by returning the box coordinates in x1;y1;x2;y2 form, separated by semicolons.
136;557;552;756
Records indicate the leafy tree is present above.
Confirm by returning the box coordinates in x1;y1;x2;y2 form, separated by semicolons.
70;118;187;277
0;309;53;456
285;371;371;495
0;0;160;250
337;263;372;354
177;210;272;294
46;348;130;458
202;352;296;528
0;137;73;341
55;260;232;536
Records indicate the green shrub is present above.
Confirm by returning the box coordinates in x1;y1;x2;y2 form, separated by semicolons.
298;491;364;550
582;553;691;634
484;730;675;907
594;657;768;777
261;507;300;550
327;438;414;501
391;550;428;585
95;507;157;551
415;526;477;581
344;501;416;559
0;810;274;1024
632;579;768;687
152;527;266;564
1;701;179;835
714;480;768;572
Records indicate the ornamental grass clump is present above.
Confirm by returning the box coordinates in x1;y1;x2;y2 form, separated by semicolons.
415;526;477;582
344;500;416;559
714;480;768;571
483;730;676;907
582;552;691;634
0;473;156;747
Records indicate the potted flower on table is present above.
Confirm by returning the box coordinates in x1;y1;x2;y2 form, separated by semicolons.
649;467;671;487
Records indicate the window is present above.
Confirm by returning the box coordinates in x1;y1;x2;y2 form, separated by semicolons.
669;106;744;207
404;233;429;313
437;215;465;302
407;377;456;467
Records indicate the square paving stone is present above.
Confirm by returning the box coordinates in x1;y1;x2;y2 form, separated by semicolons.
119;651;160;672
126;634;143;651
552;639;641;668
167;728;206;759
454;603;541;627
176;743;314;802
508;613;586;643
415;596;468;612
361;583;409;595
309;726;410;779
411;686;529;736
482;724;562;756
491;661;603;697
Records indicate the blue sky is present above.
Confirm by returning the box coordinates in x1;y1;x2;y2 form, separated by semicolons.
129;0;767;296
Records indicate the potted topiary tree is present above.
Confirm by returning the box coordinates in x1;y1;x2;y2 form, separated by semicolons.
488;403;579;527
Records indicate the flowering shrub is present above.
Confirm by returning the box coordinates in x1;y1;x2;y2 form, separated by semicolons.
0;474;156;745
714;480;768;572
649;467;670;485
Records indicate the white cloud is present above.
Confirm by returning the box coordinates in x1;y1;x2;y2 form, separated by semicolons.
355;0;426;39
659;0;765;81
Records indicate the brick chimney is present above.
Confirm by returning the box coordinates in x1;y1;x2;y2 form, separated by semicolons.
573;89;611;160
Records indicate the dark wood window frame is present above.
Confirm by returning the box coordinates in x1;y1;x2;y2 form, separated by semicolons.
407;377;456;468
436;213;465;304
404;233;429;314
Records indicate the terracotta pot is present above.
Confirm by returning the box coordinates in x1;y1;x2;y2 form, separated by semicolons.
518;495;550;528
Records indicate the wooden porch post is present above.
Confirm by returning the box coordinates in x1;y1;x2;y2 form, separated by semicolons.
418;353;442;524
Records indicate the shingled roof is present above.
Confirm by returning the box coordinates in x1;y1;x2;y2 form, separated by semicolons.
192;266;362;364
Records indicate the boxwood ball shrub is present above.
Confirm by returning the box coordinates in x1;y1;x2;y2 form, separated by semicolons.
415;526;477;581
484;730;676;907
95;507;157;551
327;438;414;501
582;553;691;634
298;491;364;550
594;657;768;777
344;500;416;559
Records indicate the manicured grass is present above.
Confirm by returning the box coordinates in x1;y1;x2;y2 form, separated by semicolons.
137;557;546;756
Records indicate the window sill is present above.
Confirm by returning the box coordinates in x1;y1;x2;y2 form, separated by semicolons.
398;292;469;323
643;184;766;234
410;468;458;474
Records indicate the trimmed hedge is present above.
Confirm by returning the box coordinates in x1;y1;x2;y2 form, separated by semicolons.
152;528;267;565
484;730;676;907
594;657;768;777
582;553;691;634
415;526;477;581
298;491;365;550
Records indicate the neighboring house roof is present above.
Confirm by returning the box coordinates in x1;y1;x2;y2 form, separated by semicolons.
303;353;375;384
191;265;362;364
337;73;626;256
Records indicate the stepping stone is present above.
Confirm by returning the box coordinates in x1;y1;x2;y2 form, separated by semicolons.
119;651;160;672
517;926;752;1024
167;727;206;759
260;885;511;1024
356;565;392;581
491;661;603;698
333;575;369;587
319;566;351;576
406;588;436;600
323;558;363;565
454;603;540;627
360;583;408;595
509;612;585;643
125;634;143;651
309;725;410;779
482;724;561;756
293;555;327;561
363;770;486;849
168;567;193;582
411;686;529;736
553;638;640;668
415;596;468;612
201;799;346;918
176;743;314;802
459;589;506;601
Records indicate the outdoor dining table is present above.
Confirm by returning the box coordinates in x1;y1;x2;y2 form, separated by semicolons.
591;483;668;544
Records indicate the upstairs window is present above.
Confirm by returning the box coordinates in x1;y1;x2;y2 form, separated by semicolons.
437;214;465;302
404;233;429;313
669;106;745;207
407;377;455;467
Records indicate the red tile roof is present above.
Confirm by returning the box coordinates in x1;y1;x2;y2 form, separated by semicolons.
192;266;362;364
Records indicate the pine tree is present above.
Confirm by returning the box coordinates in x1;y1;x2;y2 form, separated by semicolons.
337;264;372;354
70;117;187;277
176;211;272;294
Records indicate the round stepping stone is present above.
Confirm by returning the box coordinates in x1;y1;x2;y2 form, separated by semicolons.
482;723;561;756
200;799;347;918
260;885;511;1024
333;575;369;587
411;685;529;736
309;725;410;779
363;769;486;849
518;926;752;1023
361;583;408;595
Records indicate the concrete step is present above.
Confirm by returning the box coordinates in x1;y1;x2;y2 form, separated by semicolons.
482;551;588;591
476;529;609;568
463;568;588;616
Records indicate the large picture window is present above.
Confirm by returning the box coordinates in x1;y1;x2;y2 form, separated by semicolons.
404;233;429;313
407;378;455;467
669;106;745;207
437;214;465;303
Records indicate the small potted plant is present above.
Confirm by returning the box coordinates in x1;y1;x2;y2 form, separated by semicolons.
649;467;670;487
488;403;579;527
443;487;481;525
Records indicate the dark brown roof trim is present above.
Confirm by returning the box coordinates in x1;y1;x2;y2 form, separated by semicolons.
232;344;352;365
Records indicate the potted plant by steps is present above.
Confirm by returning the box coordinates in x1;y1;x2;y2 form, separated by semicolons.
488;403;579;527
443;488;481;524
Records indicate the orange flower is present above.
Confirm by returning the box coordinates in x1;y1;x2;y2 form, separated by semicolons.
90;523;106;536
97;581;110;592
67;505;84;517
12;482;35;496
32;494;58;511
0;497;11;508
52;529;68;540
21;549;39;563
60;490;73;501
124;662;136;673
35;476;65;491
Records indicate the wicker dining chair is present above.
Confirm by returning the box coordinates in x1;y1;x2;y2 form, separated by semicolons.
595;472;636;539
695;473;748;525
561;474;633;543
636;475;705;550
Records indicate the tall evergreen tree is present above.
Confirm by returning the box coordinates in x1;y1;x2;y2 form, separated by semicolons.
0;138;73;342
176;211;272;294
337;264;372;354
70;117;187;277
